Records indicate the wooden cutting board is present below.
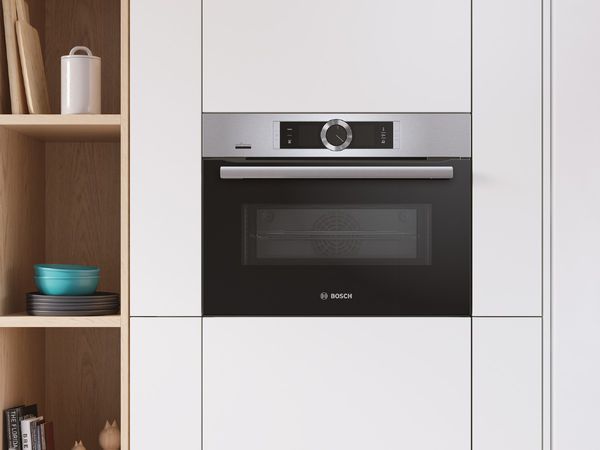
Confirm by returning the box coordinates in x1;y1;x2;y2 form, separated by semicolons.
0;2;11;112
16;19;50;114
2;0;27;113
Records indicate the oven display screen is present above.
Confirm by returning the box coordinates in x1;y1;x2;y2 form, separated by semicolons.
280;122;393;149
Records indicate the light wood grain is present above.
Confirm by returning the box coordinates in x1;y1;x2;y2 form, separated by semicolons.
0;328;45;423
0;0;128;446
45;142;121;294
17;19;51;113
2;0;27;113
0;329;121;450
45;328;120;450
45;0;121;114
0;313;121;327
0;127;44;315
0;114;120;141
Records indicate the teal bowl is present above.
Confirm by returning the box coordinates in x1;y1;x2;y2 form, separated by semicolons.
34;264;100;277
34;275;100;296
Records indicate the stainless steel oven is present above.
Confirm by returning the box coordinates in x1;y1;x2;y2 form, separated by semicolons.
202;114;471;316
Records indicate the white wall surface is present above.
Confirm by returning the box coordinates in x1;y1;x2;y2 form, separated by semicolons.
552;1;600;447
472;0;542;316
473;318;542;450
203;0;470;112
203;318;471;450
130;318;202;449
130;0;202;316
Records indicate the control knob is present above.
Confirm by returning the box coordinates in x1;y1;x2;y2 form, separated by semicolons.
321;119;352;151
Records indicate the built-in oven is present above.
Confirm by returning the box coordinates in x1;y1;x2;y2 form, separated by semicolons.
202;114;471;316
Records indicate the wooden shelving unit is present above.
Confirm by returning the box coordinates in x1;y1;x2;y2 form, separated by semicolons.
0;0;129;449
0;114;121;141
0;313;121;328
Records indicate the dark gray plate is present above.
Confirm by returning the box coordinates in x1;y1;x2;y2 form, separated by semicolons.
28;299;120;306
27;308;119;316
28;304;119;311
27;305;120;311
27;292;119;301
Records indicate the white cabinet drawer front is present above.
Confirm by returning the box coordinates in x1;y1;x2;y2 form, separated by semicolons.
203;318;470;450
472;0;542;316
473;318;542;450
203;0;470;113
131;318;202;450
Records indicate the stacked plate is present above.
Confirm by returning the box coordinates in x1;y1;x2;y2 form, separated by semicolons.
27;292;120;316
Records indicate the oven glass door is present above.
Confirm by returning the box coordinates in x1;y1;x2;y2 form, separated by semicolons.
203;159;471;316
244;203;431;266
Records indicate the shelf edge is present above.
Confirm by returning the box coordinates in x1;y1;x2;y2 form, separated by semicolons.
0;313;122;328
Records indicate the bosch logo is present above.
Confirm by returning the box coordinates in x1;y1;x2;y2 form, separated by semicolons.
320;292;352;300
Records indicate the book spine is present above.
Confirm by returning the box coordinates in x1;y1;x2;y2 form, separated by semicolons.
35;421;44;450
4;407;23;450
4;409;11;450
30;420;38;450
20;419;33;450
40;422;46;450
8;408;21;449
38;421;44;450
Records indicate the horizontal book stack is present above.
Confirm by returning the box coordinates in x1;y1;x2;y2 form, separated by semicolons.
3;404;55;450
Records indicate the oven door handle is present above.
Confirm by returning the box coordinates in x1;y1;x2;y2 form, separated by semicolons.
220;166;454;180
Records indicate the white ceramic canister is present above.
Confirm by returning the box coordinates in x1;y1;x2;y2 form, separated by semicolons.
61;46;101;114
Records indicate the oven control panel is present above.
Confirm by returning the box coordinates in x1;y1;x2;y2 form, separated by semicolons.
202;113;472;158
277;120;398;151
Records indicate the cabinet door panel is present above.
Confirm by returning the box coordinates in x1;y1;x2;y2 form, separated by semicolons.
204;318;470;450
473;0;542;316
130;0;202;316
553;0;600;446
203;0;470;112
131;318;202;450
473;318;542;450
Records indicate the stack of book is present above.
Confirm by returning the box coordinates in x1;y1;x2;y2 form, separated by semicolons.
3;404;55;450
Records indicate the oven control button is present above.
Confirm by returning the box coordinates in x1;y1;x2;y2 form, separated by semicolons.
321;119;353;151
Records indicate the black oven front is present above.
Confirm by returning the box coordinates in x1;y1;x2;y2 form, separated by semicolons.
202;114;471;316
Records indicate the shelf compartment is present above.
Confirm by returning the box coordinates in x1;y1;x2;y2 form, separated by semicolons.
0;130;121;319
0;313;121;328
0;114;121;141
0;327;120;450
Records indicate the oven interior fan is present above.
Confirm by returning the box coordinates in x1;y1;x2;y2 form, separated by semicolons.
312;212;361;257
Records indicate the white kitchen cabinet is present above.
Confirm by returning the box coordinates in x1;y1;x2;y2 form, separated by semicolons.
473;318;542;450
203;318;470;450
552;1;600;447
202;0;470;113
131;318;202;449
130;0;202;316
472;0;542;316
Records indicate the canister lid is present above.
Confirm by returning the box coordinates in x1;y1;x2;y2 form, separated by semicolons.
61;46;101;60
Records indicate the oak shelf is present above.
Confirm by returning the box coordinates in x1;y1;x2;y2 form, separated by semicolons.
0;313;121;328
0;114;121;141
